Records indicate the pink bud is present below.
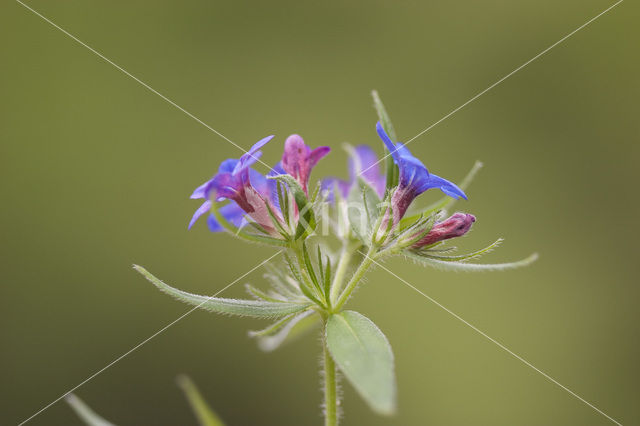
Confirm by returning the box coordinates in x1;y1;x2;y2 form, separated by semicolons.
411;213;476;248
282;135;330;193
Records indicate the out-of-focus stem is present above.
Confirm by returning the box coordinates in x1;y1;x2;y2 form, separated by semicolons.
333;244;378;311
329;241;361;305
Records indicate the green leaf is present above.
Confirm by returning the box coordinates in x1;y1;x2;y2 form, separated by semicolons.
405;251;538;272
250;310;318;351
418;239;503;261
177;375;226;426
65;394;116;426
244;283;286;303
276;181;290;228
134;265;311;318
348;179;381;242
263;263;304;300
268;174;315;239
302;241;321;290
323;255;332;303
371;90;399;190
326;310;396;415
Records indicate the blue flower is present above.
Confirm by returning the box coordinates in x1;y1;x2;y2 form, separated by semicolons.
376;121;466;222
189;135;283;233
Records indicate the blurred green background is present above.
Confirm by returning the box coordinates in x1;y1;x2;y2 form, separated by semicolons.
1;0;638;424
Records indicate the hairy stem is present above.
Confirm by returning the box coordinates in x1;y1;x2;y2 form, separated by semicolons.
323;324;338;426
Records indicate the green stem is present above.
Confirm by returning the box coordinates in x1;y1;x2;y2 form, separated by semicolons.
323;323;338;426
329;241;360;305
333;244;378;311
290;243;326;308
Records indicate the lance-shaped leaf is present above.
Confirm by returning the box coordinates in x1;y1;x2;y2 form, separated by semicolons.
405;251;538;272
65;394;116;426
177;375;226;426
268;174;316;239
249;310;318;352
347;178;381;242
372;90;399;190
134;265;311;318
326;310;396;415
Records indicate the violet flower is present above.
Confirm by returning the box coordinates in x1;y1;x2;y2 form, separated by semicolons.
321;145;386;200
189;135;283;234
376;122;466;224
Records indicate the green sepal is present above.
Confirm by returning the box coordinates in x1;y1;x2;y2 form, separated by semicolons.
210;201;287;247
134;265;311;318
264;199;290;239
323;255;332;305
326;310;396;415
302;241;323;295
372;90;399;191
283;252;325;308
277;181;290;228
347;178;381;242
177;375;226;426
395;213;437;249
268;174;316;239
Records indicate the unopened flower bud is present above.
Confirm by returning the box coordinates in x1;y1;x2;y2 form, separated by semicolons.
412;213;475;248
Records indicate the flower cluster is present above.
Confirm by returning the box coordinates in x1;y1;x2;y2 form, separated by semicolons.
134;92;536;426
188;120;478;254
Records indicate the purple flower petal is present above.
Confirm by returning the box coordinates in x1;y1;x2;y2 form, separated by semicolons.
232;135;275;175
281;134;330;193
190;180;210;199
206;201;246;232
320;177;351;201
188;200;212;229
418;173;467;200
350;145;385;198
309;146;331;167
375;121;467;223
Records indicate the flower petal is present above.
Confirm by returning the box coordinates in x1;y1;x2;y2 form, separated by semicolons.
350;145;385;198
419;173;467;200
206;201;246;232
376;121;398;162
190;180;210;199
281;134;329;192
309;146;331;167
232;135;275;175
321;177;351;201
188;200;212;229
